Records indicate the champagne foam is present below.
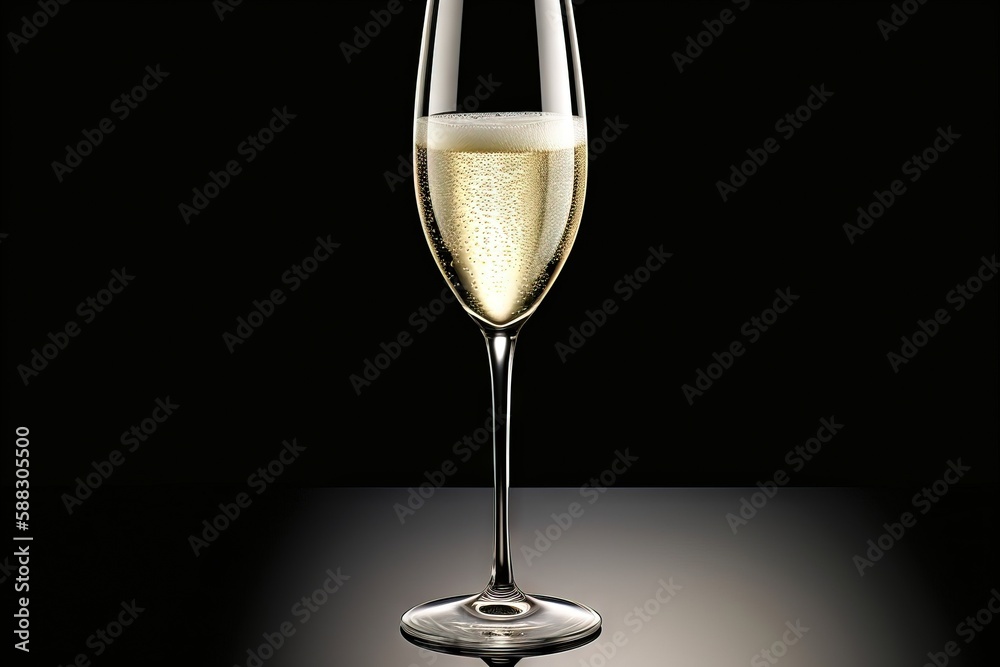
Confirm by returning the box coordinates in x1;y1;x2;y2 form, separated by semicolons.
416;112;585;152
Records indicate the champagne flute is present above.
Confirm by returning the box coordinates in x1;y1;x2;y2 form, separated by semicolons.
400;0;600;655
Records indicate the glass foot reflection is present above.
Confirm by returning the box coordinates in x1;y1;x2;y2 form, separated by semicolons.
402;591;601;663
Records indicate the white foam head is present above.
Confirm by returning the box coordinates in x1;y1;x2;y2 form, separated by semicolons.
417;112;585;151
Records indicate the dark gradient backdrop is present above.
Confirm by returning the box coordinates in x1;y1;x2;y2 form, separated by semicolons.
1;1;997;665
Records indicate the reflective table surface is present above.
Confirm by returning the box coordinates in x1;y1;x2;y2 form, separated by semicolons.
226;487;994;666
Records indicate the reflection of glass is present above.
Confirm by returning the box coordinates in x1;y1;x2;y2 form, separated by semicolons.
401;626;602;666
400;0;601;656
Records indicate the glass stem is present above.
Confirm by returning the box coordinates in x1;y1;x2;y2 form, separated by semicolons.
483;329;521;599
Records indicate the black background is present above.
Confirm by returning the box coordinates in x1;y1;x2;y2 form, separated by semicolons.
1;1;997;664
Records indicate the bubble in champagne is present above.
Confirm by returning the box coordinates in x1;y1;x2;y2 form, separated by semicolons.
415;112;587;327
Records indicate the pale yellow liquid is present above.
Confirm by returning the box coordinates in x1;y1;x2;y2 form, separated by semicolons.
415;113;587;327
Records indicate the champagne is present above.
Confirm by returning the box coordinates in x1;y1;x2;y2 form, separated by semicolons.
415;112;587;327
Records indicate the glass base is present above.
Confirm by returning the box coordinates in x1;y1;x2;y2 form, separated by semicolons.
400;588;602;656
